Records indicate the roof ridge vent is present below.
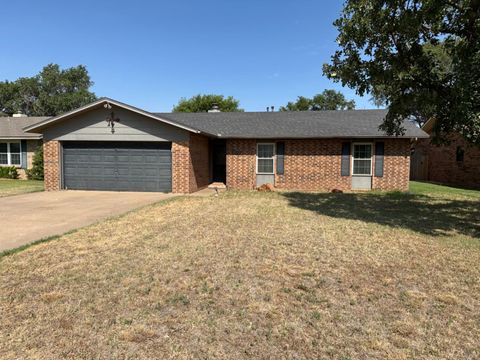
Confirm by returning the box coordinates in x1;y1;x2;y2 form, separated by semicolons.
208;103;221;113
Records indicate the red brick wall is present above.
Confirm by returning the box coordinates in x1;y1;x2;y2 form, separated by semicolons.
414;134;480;189
226;139;256;190
42;136;411;193
372;139;411;191
226;139;411;191
172;134;210;193
275;139;351;191
43;140;61;191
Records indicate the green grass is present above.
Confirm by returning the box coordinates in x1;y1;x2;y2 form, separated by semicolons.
0;179;44;197
410;180;480;199
0;234;61;259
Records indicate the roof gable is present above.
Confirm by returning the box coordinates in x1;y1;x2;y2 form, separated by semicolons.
23;98;201;134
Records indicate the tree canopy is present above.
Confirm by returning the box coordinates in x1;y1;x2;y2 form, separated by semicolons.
0;64;96;117
323;0;480;144
280;89;355;111
173;94;243;112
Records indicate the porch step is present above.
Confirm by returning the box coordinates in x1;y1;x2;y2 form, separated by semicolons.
208;182;227;190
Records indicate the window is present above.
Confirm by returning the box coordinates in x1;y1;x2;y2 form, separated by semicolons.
0;143;7;165
0;142;21;166
352;143;372;175
257;143;275;174
456;146;465;163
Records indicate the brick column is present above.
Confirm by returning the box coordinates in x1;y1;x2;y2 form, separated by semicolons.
43;140;61;191
172;140;190;193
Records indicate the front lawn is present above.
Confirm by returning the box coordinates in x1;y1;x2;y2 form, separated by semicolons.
0;184;479;359
0;179;44;197
410;180;480;199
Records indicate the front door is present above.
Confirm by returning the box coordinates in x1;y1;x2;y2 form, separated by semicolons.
211;139;226;183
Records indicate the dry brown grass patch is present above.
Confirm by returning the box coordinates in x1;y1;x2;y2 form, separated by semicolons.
0;190;479;359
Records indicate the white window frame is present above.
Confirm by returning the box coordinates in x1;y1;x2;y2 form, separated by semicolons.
352;142;373;176
0;141;22;167
256;143;275;175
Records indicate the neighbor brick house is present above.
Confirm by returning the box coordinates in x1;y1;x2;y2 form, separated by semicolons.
0;115;43;179
411;118;480;189
24;98;427;193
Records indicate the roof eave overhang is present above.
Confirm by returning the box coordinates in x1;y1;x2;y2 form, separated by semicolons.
0;135;43;140
22;97;202;134
216;135;430;139
422;117;436;133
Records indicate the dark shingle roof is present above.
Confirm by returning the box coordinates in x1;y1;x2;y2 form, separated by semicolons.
154;109;428;139
19;97;428;139
0;117;46;139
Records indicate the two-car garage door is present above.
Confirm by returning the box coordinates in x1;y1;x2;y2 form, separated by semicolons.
63;142;172;192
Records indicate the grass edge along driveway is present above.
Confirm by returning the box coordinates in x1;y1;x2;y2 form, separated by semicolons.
0;179;44;197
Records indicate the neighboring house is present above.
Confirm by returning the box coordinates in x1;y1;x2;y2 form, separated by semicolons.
0;116;44;179
23;98;428;193
411;118;480;189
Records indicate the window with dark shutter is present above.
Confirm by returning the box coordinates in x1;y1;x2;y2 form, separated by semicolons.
0;142;21;166
374;142;384;177
276;142;285;175
341;142;351;176
353;143;373;175
256;143;275;174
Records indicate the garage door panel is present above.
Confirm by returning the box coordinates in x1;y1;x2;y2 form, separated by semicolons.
64;165;116;177
63;142;172;192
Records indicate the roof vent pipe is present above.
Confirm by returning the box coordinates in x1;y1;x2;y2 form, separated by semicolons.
208;103;221;113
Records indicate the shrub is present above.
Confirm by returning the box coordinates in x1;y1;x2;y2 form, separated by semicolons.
26;146;44;180
0;166;19;179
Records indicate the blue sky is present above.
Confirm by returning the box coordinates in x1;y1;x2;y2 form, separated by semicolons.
1;0;374;112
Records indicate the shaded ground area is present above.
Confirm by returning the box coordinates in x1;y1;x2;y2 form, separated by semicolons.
0;179;44;197
283;182;480;237
0;185;479;359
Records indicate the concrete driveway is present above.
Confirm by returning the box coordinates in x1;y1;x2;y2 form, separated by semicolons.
0;191;175;252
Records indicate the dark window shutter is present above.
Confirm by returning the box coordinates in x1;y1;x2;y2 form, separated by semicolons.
341;142;350;176
276;142;285;175
21;140;27;169
375;142;384;177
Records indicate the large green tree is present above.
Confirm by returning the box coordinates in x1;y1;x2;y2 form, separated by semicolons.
173;94;243;112
323;0;480;144
0;64;96;116
280;89;355;111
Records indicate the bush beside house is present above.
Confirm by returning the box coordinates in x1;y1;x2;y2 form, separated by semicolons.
0;166;19;179
26;146;44;180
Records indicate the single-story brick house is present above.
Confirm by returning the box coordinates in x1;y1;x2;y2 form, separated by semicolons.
23;97;428;193
411;118;480;189
0;116;43;179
